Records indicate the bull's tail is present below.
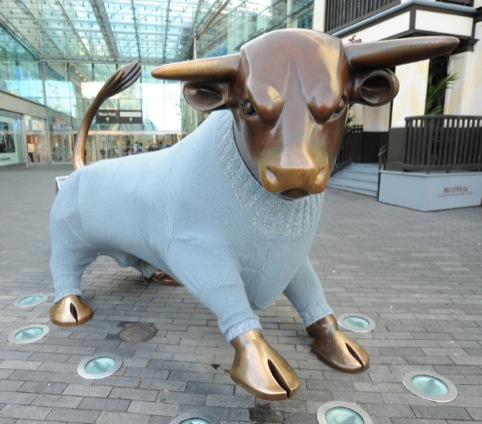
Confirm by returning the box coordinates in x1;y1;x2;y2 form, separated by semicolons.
73;62;142;170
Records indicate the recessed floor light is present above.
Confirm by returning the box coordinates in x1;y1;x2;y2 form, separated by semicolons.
317;401;373;424
8;324;49;344
77;353;123;379
169;410;221;424
337;313;376;332
14;294;48;307
403;370;458;402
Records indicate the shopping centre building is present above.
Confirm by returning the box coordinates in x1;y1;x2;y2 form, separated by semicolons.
1;0;481;174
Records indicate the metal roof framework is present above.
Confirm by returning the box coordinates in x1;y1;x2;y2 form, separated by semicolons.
0;0;222;64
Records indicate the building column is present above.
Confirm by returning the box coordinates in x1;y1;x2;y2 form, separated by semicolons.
386;59;430;170
445;21;482;115
312;0;326;32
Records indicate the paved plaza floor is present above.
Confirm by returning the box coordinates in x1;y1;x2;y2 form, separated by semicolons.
1;164;481;424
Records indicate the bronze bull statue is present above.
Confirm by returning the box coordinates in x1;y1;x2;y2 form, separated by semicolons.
50;29;458;400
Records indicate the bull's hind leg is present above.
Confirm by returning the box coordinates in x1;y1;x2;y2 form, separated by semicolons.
149;269;180;286
49;190;96;327
49;248;95;327
50;295;93;326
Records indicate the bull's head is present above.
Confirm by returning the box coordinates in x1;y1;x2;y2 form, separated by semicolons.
152;29;458;199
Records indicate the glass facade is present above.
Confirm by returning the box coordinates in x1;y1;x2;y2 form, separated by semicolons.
43;61;185;163
1;24;185;166
1;0;216;64
0;25;44;104
195;0;313;58
0;110;25;167
0;0;314;166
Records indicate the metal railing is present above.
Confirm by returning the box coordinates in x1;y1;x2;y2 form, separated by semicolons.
325;0;473;33
403;115;482;172
378;143;388;171
377;144;388;200
325;0;399;32
333;125;363;174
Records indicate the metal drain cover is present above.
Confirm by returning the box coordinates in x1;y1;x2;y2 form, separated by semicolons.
118;322;157;343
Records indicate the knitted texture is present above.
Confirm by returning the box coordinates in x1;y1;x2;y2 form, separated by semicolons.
50;111;333;340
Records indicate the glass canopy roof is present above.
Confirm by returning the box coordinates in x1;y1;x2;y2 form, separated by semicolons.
0;0;224;64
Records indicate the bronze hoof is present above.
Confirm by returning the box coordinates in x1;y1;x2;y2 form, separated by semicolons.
307;314;369;373
230;329;299;400
150;269;180;286
50;295;93;326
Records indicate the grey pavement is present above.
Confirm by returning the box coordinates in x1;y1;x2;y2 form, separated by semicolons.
1;164;481;424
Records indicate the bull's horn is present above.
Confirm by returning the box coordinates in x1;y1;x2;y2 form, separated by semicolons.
346;36;459;70
152;54;240;81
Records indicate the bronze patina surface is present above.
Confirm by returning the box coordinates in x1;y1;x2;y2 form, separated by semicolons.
50;295;93;327
307;314;370;373
230;329;300;400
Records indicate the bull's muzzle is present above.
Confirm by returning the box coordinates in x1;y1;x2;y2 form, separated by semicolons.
262;164;327;200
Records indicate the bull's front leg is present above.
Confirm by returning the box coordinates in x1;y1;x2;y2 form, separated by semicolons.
284;258;369;373
230;329;299;400
168;242;299;400
306;314;369;373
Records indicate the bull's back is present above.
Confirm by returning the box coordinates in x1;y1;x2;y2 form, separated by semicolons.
73;149;174;256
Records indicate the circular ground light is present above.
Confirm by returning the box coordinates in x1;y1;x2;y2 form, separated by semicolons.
7;324;50;344
14;294;48;308
403;370;458;402
337;313;376;333
77;353;123;379
169;410;220;424
317;401;373;424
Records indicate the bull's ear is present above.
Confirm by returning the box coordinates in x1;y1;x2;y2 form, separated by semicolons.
183;82;230;112
352;68;399;106
152;54;240;112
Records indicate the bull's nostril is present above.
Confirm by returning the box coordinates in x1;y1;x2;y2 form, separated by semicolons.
266;168;278;186
314;169;325;186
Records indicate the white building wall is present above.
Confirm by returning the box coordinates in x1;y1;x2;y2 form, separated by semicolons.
391;60;430;127
339;12;411;43
349;103;391;132
445;21;482;116
363;104;391;132
312;0;326;32
415;11;472;38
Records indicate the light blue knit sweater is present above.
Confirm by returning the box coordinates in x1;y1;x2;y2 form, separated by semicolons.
50;111;333;340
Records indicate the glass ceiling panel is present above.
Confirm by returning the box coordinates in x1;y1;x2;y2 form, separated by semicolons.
0;0;223;64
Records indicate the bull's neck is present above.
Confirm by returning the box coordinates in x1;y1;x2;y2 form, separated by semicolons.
216;110;323;239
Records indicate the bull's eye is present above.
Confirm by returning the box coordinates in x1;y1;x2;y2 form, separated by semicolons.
241;100;257;117
333;95;348;116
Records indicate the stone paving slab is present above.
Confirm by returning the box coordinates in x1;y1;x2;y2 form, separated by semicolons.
0;165;481;423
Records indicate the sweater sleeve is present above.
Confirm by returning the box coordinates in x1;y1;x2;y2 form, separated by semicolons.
167;237;262;341
283;257;334;327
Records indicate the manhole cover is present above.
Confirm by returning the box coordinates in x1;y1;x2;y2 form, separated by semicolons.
118;322;157;343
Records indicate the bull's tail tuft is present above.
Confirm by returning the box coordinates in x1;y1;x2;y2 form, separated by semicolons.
73;62;142;170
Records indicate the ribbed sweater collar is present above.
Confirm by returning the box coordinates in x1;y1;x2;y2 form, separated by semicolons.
216;111;323;239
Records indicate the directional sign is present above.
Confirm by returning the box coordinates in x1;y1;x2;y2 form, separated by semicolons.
119;110;142;124
96;110;119;124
